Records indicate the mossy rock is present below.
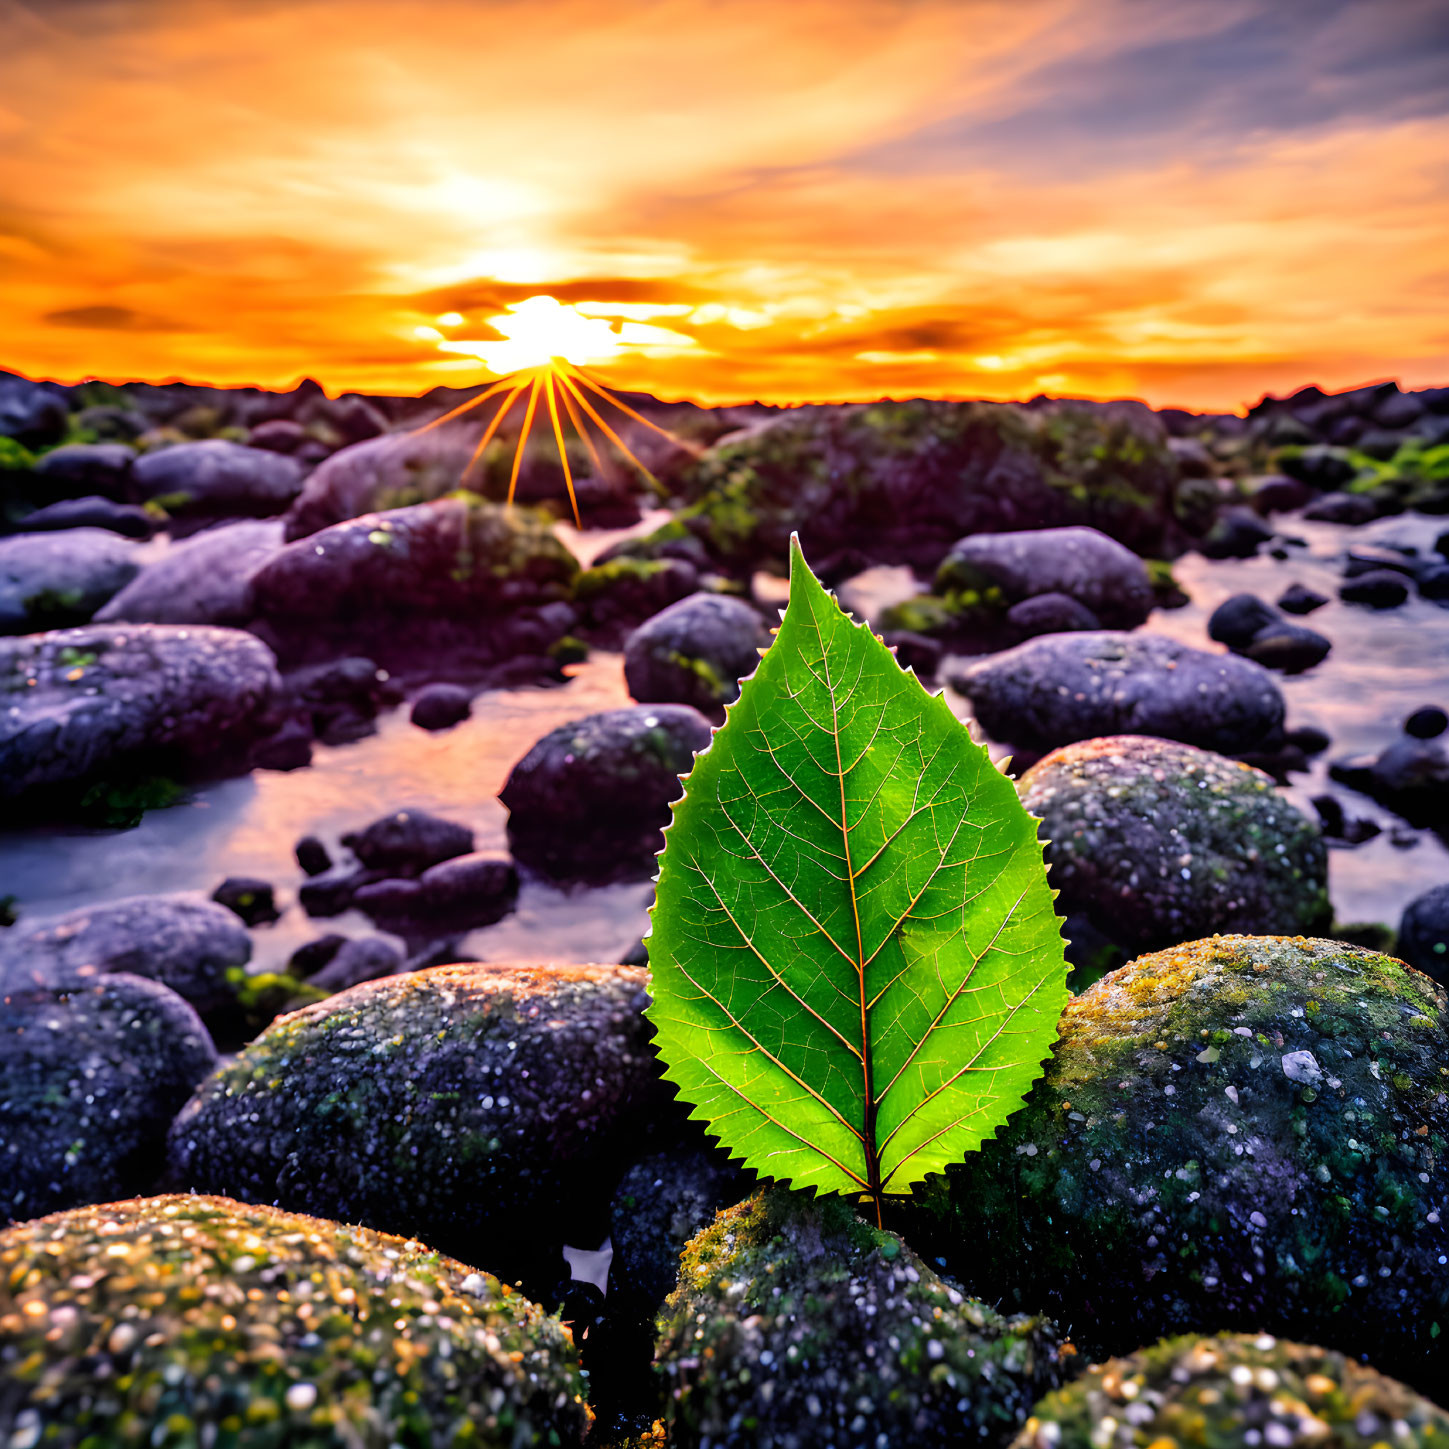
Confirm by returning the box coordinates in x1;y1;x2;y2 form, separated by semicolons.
167;964;676;1289
1014;1333;1449;1449
1020;736;1330;958
900;936;1449;1397
0;1193;589;1447
656;1187;1071;1448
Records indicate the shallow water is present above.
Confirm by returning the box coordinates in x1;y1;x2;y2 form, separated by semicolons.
2;510;1445;962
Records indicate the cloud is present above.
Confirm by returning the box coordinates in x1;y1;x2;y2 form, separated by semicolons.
0;0;1445;407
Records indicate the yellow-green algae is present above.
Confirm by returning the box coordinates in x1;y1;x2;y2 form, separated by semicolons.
900;936;1449;1398
0;1193;589;1448
655;1186;1071;1449
1014;1333;1449;1449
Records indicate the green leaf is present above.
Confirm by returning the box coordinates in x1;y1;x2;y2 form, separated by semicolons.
645;536;1069;1215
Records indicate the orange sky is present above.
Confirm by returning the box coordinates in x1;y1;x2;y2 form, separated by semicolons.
2;0;1447;411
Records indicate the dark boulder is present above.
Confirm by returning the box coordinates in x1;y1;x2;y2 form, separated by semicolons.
934;526;1154;627
31;443;135;501
901;935;1449;1395
1198;506;1273;559
0;1195;589;1448
1;975;215;1225
0;891;251;1025
0;528;141;633
294;834;331;876
246;417;309;453
1242;621;1331;673
1018;736;1329;958
501;705;713;877
354;851;517;934
0;624;282;806
96;519;284;626
283;654;398;744
12;495;155;539
410;681;472;730
0;372;67;448
1005;591;1101;637
657;1188;1071;1449
1247;473;1313;514
1340;569;1409;607
1303;491;1379;525
950;632;1284;755
131;439;303;517
210;876;279;926
623;593;770;715
1278;444;1357;490
306;933;406;992
1405;705;1447;739
1207;592;1279;649
1397;884;1449;984
167;963;676;1288
340;807;474;873
574;554;701;637
1277;580;1329;614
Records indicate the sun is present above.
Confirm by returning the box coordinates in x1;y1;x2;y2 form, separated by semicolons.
414;294;697;528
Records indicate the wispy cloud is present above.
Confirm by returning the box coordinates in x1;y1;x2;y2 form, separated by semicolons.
0;0;1445;407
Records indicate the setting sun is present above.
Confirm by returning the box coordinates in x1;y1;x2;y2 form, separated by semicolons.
435;296;623;375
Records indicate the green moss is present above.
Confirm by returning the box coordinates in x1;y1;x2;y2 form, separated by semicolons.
0;1194;590;1448
21;586;86;626
77;774;187;828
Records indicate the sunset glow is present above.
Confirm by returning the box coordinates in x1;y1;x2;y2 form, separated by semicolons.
2;0;1447;410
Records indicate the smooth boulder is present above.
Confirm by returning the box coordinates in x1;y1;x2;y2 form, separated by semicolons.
902;936;1449;1394
167;963;676;1286
340;807;474;873
0;891;253;1024
501;705;713;876
623;592;769;714
657;1188;1070;1449
31;443;135;500
1397;884;1449;983
14;494;153;537
1019;736;1329;959
0;1195;589;1447
0;528;140;632
935;526;1153;627
96;519;284;625
951;631;1285;755
0;624;282;803
1014;1334;1449;1449
1;976;216;1225
131;438;303;516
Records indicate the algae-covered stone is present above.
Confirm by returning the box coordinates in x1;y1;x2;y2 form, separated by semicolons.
902;936;1449;1395
167;963;675;1287
1;976;215;1225
623;593;770;715
656;1187;1071;1449
0;1194;589;1447
1014;1334;1449;1449
1019;737;1329;958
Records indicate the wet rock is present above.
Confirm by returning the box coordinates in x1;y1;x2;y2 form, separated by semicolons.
1278;444;1357;491
1014;1334;1449;1449
251;497;577;672
657;397;1182;577
0;624;282;806
12;494;155;539
1166;436;1214;477
247;417;309;453
0;1195;589;1447
623;593;770;714
1019;737;1329;958
935;527;1154;628
950;632;1284;755
1198;506;1275;560
294;834;331;876
0;373;67;448
1277;581;1329;614
297;864;381;917
1330;736;1449;828
131;439;304;518
287;933;346;978
1310;793;1381;845
30;442;135;501
282;425;478;538
1005;591;1101;637
657;1187;1070;1449
0;528;141;632
210;876;279;926
1303;491;1379;525
882;629;944;675
1286;724;1331;755
410;680;471;730
501;705;713;877
1;976;216;1225
0;892;252;1025
1208;592;1279;649
1405;705;1448;739
96;519;284;626
306;933;406;992
341;807;474;873
1416;564;1449;600
167;963;675;1286
1397;884;1449;984
901;936;1449;1393
575;554;702;637
354;852;518;934
1341;570;1411;607
1242;622;1331;673
284;654;398;743
1248;474;1313;514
